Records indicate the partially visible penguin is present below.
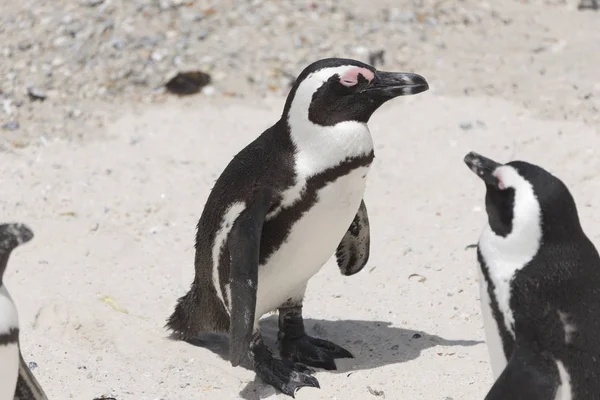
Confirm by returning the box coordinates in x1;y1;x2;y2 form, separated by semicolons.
464;151;600;400
0;223;48;400
166;57;429;397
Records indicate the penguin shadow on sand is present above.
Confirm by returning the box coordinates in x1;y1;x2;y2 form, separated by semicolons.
187;316;482;399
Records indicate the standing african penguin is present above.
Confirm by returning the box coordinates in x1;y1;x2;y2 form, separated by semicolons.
167;57;429;397
0;223;48;400
465;151;600;400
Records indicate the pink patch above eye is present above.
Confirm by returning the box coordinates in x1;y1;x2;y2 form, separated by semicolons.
339;67;375;87
494;172;505;189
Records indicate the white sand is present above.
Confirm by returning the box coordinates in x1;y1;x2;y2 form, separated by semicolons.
2;90;599;399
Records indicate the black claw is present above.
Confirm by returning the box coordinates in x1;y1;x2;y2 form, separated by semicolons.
303;374;320;389
291;361;315;375
280;373;320;398
280;335;354;370
310;337;354;359
255;355;320;398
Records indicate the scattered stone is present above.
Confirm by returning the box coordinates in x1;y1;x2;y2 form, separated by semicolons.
165;71;212;96
459;121;473;130
17;41;32;51
81;0;105;6
459;120;486;130
367;386;385;397
368;50;385;67
67;108;83;119
578;0;599;10
28;361;38;370
408;273;427;283
0;0;596;143
27;87;47;102
2;121;19;131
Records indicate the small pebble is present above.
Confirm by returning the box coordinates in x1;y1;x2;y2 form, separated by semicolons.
459;121;473;130
28;361;38;370
367;386;385;397
18;41;32;51
81;0;105;6
27;87;47;101
2;121;19;131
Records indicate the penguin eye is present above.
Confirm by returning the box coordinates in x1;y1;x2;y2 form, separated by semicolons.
331;76;356;95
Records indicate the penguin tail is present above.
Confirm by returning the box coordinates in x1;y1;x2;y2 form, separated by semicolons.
165;284;203;340
14;353;48;400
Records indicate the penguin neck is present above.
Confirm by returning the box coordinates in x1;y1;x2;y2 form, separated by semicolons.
0;255;8;287
481;183;543;264
284;109;374;177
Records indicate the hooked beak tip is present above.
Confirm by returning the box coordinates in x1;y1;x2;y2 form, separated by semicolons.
368;71;429;97
394;73;429;96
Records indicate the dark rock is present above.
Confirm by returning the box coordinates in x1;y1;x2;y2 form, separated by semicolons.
165;71;212;95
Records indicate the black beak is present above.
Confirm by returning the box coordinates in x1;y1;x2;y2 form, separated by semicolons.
363;71;429;98
464;151;502;186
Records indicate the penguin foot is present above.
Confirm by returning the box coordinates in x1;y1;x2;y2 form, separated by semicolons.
254;357;320;398
280;335;354;370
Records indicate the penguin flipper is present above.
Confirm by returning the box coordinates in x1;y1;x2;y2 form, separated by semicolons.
227;189;272;367
335;199;370;276
485;344;559;400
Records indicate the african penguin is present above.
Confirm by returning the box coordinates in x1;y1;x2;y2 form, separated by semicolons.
464;151;600;400
0;223;48;400
166;57;429;397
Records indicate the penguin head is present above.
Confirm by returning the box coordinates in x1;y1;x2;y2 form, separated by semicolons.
464;151;582;240
0;223;34;285
282;58;429;127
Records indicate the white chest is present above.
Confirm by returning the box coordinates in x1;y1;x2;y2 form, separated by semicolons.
0;343;19;399
477;261;509;379
478;222;541;380
482;255;520;340
255;165;370;322
478;224;539;338
0;285;18;333
0;285;19;399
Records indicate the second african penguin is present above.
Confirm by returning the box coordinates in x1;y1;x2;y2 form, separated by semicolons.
465;151;600;400
0;223;48;400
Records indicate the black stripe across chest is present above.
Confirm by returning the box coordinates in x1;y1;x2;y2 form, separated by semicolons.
477;249;516;358
0;327;19;346
259;151;374;265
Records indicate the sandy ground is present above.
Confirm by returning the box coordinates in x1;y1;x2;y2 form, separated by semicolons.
2;92;599;400
1;1;600;400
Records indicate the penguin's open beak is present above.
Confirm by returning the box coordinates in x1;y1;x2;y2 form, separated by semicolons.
363;71;429;98
464;151;503;186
